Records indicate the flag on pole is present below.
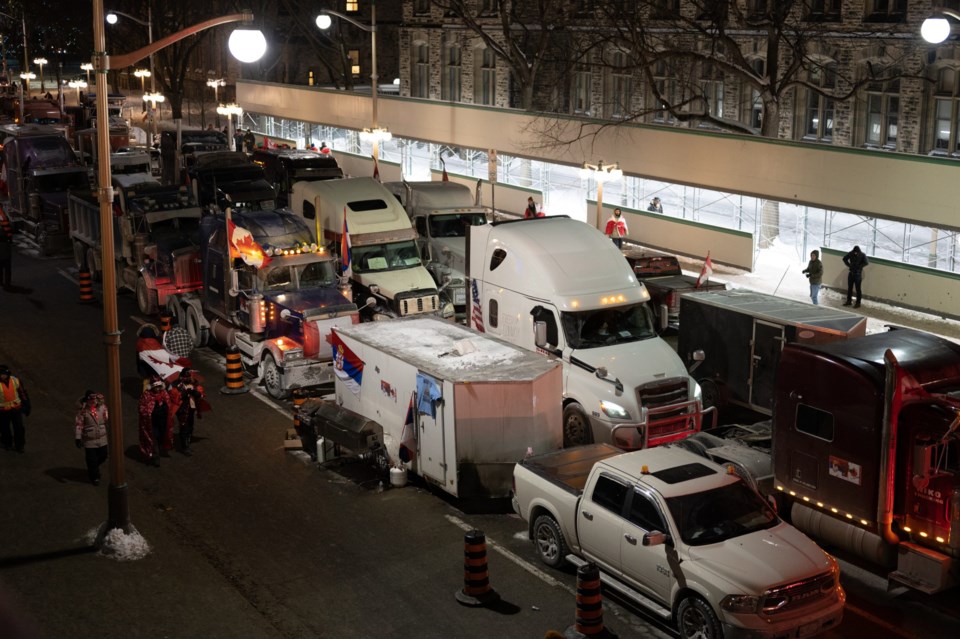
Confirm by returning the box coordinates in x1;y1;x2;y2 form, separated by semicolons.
471;279;485;333
331;331;364;396
696;252;714;288
441;161;449;182
340;207;352;278
227;208;271;268
372;155;380;182
399;392;416;463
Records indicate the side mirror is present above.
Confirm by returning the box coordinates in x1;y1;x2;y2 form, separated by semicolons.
595;366;608;379
279;309;299;324
363;297;377;309
534;321;547;348
642;531;668;547
688;349;706;374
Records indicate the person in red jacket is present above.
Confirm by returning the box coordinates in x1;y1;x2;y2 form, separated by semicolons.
604;208;629;249
138;376;172;467
169;369;210;456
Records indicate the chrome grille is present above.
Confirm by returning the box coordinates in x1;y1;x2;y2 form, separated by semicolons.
637;377;690;414
761;572;836;615
399;293;439;316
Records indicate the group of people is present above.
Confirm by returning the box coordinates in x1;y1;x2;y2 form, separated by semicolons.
138;368;210;468
802;245;869;307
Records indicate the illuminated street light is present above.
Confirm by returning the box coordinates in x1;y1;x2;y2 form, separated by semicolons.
143;91;166;141
106;8;155;92
228;30;267;63
81;62;94;85
921;9;960;44
133;68;151;93
316;1;389;161
217;103;244;149
68;79;88;105
33;57;47;93
207;78;226;127
18;71;34;113
580;161;624;230
91;0;264;539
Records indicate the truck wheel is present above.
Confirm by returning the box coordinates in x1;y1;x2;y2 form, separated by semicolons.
86;247;101;282
136;277;158;315
261;354;288;399
532;515;568;568
677;596;722;639
165;297;184;330
185;305;209;348
562;403;593;447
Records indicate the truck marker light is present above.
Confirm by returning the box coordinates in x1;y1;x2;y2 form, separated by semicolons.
816;502;824;508
919;531;929;538
803;496;810;502
641;465;649;474
776;485;784;491
903;526;912;532
936;536;945;543
845;513;853;519
861;520;869;526
571;300;579;308
830;507;838;513
789;490;796;496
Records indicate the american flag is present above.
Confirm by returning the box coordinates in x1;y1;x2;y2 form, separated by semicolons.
471;279;485;333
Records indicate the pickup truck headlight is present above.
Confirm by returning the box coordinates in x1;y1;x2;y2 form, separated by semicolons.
720;594;759;613
599;400;630;420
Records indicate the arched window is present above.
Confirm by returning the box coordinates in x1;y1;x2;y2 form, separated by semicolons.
411;42;429;98
442;37;462;102
801;62;836;142
932;67;960;155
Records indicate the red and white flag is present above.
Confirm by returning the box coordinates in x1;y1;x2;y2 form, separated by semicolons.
471;279;485;333
227;208;271;268
696;252;713;288
399;392;416;463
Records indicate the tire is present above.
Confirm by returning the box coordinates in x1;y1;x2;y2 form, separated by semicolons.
86;247;101;282
532;514;568;568
185;305;208;348
562;403;592;447
136;277;158;315
261;353;288;399
699;378;721;411
165;296;184;330
677;596;722;639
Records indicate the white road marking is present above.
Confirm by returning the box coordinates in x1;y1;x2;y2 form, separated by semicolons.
444;514;574;595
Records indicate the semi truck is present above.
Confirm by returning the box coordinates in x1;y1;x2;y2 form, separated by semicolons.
512;443;845;639
159;128;230;185
467;217;704;450
383;180;489;319
251;147;343;207
289;177;446;320
163;208;359;398
300;317;562;499
67;181;204;311
0;123;92;255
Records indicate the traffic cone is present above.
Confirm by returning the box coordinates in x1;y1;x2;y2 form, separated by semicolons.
565;562;617;638
455;529;500;607
220;345;249;395
78;268;95;304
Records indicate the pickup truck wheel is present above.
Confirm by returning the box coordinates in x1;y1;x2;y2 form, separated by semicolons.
677;596;722;639
562;403;593;448
261;354;288;399
532;515;568;568
136;277;158;315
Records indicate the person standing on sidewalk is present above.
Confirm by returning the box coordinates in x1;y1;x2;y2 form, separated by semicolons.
170;369;208;456
604;208;629;249
802;250;823;305
842;245;869;308
138;376;172;467
74;391;109;485
0;364;30;453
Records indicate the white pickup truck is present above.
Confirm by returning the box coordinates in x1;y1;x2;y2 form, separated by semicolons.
513;444;845;639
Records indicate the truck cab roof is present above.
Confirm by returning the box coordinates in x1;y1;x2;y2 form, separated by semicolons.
384;180;475;211
296;177;412;236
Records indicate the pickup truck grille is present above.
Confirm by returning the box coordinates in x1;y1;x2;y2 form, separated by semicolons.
398;291;440;316
761;572;836;615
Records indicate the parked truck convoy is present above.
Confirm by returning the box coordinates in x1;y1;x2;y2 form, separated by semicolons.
467;217;704;450
513;443;845;639
0;123;92;255
289;176;447;320
160;208;359;398
188;150;277;213
252;147;343;208
384;180;490;318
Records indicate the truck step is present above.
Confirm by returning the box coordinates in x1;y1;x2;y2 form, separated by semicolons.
888;542;956;594
565;554;672;619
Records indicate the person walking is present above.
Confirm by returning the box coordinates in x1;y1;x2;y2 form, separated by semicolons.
0;364;30;453
74;391;109;485
802;250;824;305
169;369;208;456
138;376;172;467
647;197;663;213
604;208;629;249
243;128;256;153
842;245;869;308
524;197;538;219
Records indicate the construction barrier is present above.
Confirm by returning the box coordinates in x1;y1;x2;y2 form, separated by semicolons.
220;345;249;395
78;268;95;304
566;562;617;639
455;529;500;607
159;311;173;332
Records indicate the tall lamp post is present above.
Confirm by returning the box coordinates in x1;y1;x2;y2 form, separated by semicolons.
33;57;46;94
92;0;266;537
68;79;87;105
580;161;623;230
81;62;94;86
316;1;391;161
207;78;225;127
18;71;34;117
133;68;151;94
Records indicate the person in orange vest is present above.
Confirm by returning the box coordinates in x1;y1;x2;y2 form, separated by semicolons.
0;364;30;453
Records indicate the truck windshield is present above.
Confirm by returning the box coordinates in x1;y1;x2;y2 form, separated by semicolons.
261;260;337;291
561;303;657;348
666;481;778;546
35;171;89;193
429;213;487;238
352;240;422;273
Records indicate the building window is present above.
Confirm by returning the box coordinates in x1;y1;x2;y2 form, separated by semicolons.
863;73;899;149
480;0;500;13
348;50;360;77
475;48;496;105
345;1;359;12
864;0;906;22
573;65;592;114
741;59;765;130
699;62;724;121
442;39;461;102
412;0;430;14
747;0;768;18
806;0;841;21
650;0;679;19
802;62;836;142
932;68;960;155
653;60;675;124
411;43;429;98
608;50;632;119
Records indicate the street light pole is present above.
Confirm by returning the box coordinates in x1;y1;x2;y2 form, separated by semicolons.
33;57;46;94
106;7;155;92
93;0;264;538
580;161;623;231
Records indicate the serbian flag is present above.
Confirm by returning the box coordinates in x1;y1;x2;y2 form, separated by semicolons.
696;252;714;288
340;207;352;277
372;155;380;182
331;331;364;396
227;208;271;268
399;392;416;463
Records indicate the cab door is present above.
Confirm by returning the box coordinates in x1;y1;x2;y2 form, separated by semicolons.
619;488;673;604
577;473;629;577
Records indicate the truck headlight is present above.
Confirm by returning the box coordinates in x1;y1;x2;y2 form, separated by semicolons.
599;401;630;420
283;348;304;362
720;594;759;613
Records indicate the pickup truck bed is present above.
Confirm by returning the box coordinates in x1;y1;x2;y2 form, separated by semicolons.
623;251;725;332
517;444;621;494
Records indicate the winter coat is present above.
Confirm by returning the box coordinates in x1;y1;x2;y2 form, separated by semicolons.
843;250;869;276
804;258;823;285
75;403;109;448
604;215;628;239
138;387;174;457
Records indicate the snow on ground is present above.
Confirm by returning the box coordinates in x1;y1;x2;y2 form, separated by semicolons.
83;524;152;562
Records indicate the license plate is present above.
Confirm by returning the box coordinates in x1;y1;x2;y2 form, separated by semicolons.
453;289;466;305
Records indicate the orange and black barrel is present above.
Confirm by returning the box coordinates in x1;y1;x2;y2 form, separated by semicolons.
78;268;95;304
567;562;617;638
455;529;500;607
220;345;249;395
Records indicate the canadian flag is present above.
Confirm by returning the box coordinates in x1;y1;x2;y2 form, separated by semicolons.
696;252;713;288
227;208;271;268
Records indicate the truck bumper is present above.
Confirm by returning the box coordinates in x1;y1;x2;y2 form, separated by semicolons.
720;590;844;639
281;358;335;390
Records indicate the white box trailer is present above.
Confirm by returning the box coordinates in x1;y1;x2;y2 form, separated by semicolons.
327;317;563;499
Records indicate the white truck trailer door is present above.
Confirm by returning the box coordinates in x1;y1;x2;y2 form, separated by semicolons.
416;372;447;485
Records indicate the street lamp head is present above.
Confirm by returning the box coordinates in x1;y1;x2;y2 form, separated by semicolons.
316;14;333;30
144;92;165;105
106;13;119;25
922;16;951;44
81;63;94;72
134;69;151;78
68;80;88;89
19;72;35;80
207;78;225;89
228;29;267;63
33;57;47;66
